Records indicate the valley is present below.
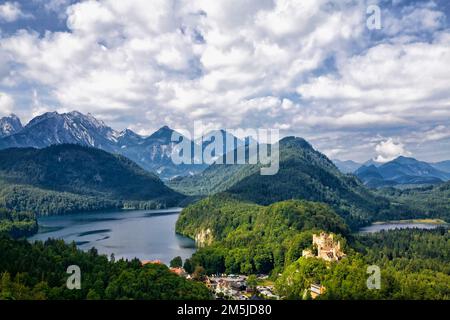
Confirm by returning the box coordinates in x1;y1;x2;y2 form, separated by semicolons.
1;0;450;306
0;111;449;301
337;156;450;188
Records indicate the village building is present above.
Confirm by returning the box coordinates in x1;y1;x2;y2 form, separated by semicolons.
205;274;280;300
170;267;188;277
206;275;249;299
310;284;326;299
257;285;279;300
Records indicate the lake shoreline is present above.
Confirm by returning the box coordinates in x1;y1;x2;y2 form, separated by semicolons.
358;219;448;234
371;218;447;225
28;208;195;265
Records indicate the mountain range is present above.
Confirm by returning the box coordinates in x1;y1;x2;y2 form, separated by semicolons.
169;136;390;229
0;112;260;180
2;112;386;227
1;111;448;223
332;159;362;174
333;155;450;188
0;112;209;179
355;156;450;188
431;160;450;173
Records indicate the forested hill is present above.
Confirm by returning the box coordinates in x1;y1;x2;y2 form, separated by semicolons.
0;144;184;213
377;181;450;222
0;235;211;300
176;193;349;243
0;208;37;238
171;137;391;229
175;194;450;299
176;193;349;274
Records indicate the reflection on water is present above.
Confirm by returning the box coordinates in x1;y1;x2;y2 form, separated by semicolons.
28;208;196;264
72;217;124;223
75;241;91;246
78;229;112;237
359;222;443;233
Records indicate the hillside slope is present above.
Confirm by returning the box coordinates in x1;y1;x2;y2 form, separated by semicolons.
176;193;349;274
0;144;184;213
171;137;389;228
377;182;450;222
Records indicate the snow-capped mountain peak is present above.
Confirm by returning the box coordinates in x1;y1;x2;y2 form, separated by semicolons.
1;111;118;151
0;114;23;137
0;111;207;179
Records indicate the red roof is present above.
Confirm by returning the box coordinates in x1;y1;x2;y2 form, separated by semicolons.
141;259;163;266
170;267;186;275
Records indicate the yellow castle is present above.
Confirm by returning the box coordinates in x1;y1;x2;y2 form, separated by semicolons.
302;232;346;262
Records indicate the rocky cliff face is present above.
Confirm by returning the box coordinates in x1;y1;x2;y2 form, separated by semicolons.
0;111;117;151
194;228;214;247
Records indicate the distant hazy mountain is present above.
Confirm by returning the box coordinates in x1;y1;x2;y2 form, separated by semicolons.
383;156;449;177
198;129;247;153
356;156;450;188
0;112;207;179
355;165;396;188
119;126;207;179
333;159;362;173
0;114;23;137
363;159;384;167
169;136;389;229
431;160;450;173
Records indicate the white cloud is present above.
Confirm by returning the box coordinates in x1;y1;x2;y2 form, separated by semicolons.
374;138;411;163
0;0;369;132
43;0;72;13
420;125;450;143
0;2;31;22
29;89;53;121
383;2;446;36
294;111;407;129
0;92;14;116
297;34;450;130
323;147;345;159
0;0;449;161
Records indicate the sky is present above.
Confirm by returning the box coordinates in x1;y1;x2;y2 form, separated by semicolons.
0;0;450;163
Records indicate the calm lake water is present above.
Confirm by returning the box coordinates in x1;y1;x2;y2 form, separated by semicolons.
359;222;444;233
28;208;196;264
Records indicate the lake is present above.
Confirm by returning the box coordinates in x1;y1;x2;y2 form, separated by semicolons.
359;221;445;233
28;208;196;264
